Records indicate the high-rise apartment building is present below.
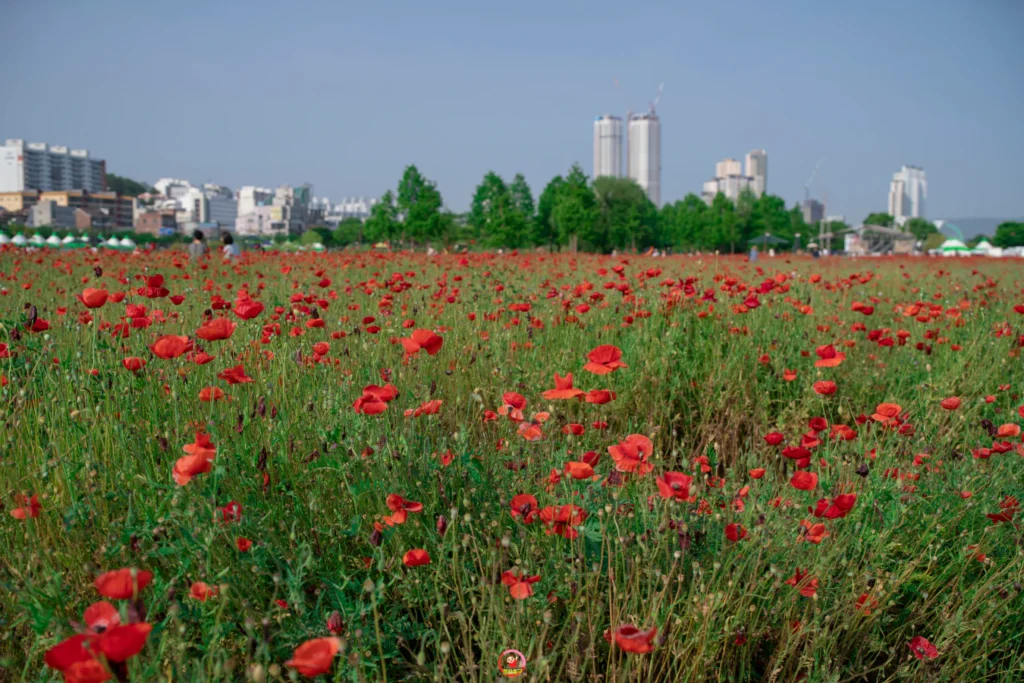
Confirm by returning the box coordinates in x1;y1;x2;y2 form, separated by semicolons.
628;114;661;206
715;158;742;179
801;199;824;225
593;115;623;179
745;149;767;196
0;139;106;193
888;165;926;222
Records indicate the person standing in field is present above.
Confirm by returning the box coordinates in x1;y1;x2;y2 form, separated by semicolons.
189;230;208;262
749;245;758;262
221;232;241;260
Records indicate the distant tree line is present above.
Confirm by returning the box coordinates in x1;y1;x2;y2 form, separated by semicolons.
322;163;856;253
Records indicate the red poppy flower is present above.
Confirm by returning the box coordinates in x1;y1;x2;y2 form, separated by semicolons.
196;317;236;341
517;412;549;442
236;537;253;552
585;389;616;404
10;493;42;519
940;396;961;410
285;637;342;678
810;493;856;519
77;288;109;309
871;402;902;424
814;344;846;368
613;625;657;653
538;504;587;539
498;392;527;421
655;471;693;501
94;623;152;662
541;373;584;400
764;432;784;446
501;568;541;600
583;344;628;375
122;357;146;373
564;461;594;479
199;386;226;402
173;431;216;486
749;468;766;479
907;636;938;660
785;568;818;597
83;601;120;633
725;523;747;541
95;568;153;599
312;341;330;356
562;423;586;436
401;328;443;356
189;581;218;601
150;335;193;359
404;399;443;417
798;520;828;544
233;299;264;320
782;368;797;381
790;471;818;491
813;381;837;395
403;549;431;567
353;383;398;415
609;434;655;475
217;365;253;385
510;494;540;523
386;494;424;515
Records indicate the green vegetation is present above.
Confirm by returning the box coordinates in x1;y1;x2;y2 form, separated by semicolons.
104;173;154;197
1;251;1022;681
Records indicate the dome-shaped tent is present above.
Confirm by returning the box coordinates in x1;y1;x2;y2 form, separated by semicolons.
119;237;137;249
29;234;46;246
45;234;62;247
62;234;76;244
12;233;28;246
939;239;970;256
0;233;10;245
104;236;121;249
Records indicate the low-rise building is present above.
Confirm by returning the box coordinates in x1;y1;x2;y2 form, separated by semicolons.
135;210;178;237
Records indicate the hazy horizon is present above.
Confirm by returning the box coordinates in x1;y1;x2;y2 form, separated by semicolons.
2;0;1021;223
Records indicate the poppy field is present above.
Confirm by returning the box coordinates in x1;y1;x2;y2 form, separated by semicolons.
1;248;1023;682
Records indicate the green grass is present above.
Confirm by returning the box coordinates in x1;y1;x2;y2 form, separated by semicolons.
1;249;1023;682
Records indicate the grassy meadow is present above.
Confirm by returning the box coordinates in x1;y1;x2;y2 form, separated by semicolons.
1;247;1023;682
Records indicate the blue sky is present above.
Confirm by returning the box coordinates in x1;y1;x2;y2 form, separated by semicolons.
2;0;1021;222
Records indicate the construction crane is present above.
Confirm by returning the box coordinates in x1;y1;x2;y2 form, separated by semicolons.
649;83;663;115
804;157;825;202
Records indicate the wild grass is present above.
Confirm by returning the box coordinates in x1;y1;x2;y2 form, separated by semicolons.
0;249;1022;682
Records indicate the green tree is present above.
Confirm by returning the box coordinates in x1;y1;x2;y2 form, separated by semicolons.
709;193;740;252
992;221;1024;248
750;194;790;249
333;217;364;246
591;176;658;252
552;164;596;250
660;193;709;249
508;173;535;246
469;171;511;246
363;191;398;244
535;176;565;248
105;173;153;197
397;165;444;244
904;217;936;241
303;226;334;247
863;212;894;227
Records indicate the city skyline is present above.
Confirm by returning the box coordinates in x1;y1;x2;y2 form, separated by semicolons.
2;1;1022;222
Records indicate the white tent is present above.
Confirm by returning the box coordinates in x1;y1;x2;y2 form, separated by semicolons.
939;239;970;256
29;234;46;245
971;239;993;254
119;237;137;249
45;234;62;246
62;234;76;244
0;233;10;245
12;233;28;246
104;237;120;248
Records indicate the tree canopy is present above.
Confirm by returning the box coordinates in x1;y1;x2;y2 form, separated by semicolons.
992;221;1024;248
105;173;153;197
358;163;822;253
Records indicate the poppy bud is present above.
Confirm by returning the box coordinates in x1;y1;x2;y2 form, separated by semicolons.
436;515;448;536
855;463;870;477
370;529;382;547
327;610;344;635
94;266;103;277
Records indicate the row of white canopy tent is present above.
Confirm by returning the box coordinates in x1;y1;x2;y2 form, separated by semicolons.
0;233;137;250
937;238;1009;257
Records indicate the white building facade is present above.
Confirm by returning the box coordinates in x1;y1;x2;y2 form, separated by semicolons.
593;115;623;179
888;165;926;223
628;114;661;206
745;149;767;196
0;139;106;192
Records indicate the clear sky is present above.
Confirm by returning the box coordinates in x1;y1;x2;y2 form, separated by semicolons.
3;0;1022;223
